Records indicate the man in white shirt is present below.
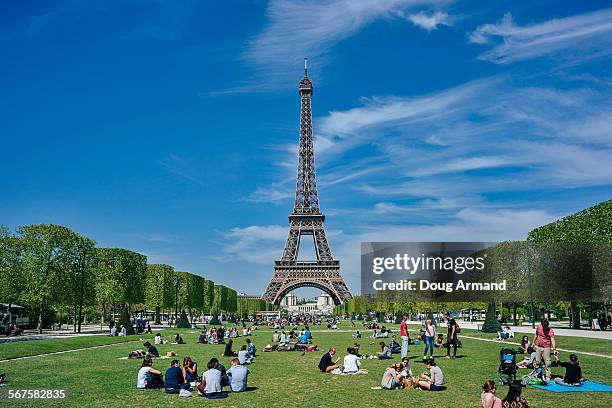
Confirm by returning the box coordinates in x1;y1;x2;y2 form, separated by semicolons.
342;348;361;373
200;360;223;395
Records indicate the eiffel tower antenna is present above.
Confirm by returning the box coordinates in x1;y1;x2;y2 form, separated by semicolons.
262;61;352;306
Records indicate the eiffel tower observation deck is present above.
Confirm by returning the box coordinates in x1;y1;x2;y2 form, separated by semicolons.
262;59;352;306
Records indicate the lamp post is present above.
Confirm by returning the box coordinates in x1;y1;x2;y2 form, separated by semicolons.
175;274;179;325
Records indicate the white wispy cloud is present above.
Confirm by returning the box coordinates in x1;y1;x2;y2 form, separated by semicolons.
404;10;449;31
158;154;205;185
220;0;451;92
468;9;612;64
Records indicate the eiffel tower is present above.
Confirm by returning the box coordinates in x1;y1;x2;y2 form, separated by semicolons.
262;59;352;306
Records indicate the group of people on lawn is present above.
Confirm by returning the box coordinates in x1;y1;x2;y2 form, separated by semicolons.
136;355;251;398
318;346;446;391
135;329;256;398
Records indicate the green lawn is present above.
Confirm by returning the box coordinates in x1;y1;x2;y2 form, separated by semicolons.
0;325;610;407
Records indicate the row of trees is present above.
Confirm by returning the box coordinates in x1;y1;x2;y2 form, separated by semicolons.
334;199;611;331
0;224;242;334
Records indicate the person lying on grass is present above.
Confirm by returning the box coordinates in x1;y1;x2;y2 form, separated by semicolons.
416;359;446;391
137;357;163;390
553;353;582;386
516;352;536;369
377;341;392;359
182;357;198;384
318;347;340;372
143;341;160;358
164;359;190;394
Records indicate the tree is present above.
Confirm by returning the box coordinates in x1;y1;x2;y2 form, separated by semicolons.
528;199;612;329
0;227;26;315
62;232;96;333
145;264;175;324
203;280;215;314
20;224;77;333
95;248;147;335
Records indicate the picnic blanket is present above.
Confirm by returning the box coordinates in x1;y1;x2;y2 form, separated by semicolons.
531;380;612;393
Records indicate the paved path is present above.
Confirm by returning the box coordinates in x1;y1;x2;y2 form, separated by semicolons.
0;339;142;363
0;324;170;344
423;320;612;340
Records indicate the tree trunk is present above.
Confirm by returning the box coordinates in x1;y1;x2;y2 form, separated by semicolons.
155;306;161;325
513;303;518;326
569;301;581;330
37;301;44;334
73;302;78;333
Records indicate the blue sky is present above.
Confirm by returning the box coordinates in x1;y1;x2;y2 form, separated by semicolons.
1;0;611;297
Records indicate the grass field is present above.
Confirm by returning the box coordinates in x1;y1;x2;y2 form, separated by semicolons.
0;324;610;407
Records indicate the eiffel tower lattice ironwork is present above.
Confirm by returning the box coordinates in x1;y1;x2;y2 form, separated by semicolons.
262;59;352;306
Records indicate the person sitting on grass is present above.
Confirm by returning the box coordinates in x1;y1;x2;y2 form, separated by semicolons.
318;347;339;372
481;380;502;408
154;333;163;345
137;358;164;390
298;330;309;346
246;338;256;358
436;334;444;349
238;345;252;365
224;339;237;357
519;336;532;354
342;347;361;374
417;359;446;391
553;353;582;386
182;357;198;384
279;331;287;343
348;343;361;357
198;359;228;398
497;326;513;340
172;333;185;344
400;357;413;378
389;335;401;354
143;341;160;358
198;330;207;344
164;359;190;394
525;361;544;384
227;358;250;392
272;330;280;343
380;363;403;389
377;341;392;359
502;381;529;407
353;330;362;339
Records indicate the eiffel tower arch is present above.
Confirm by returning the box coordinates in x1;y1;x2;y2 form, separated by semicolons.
262;59;352;306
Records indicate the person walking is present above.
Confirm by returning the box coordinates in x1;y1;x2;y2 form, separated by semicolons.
445;313;458;358
400;315;409;358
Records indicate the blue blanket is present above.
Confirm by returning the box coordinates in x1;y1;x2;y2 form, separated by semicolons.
531;380;612;393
